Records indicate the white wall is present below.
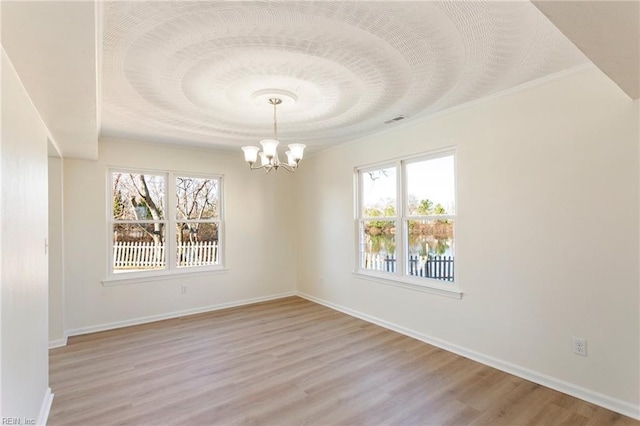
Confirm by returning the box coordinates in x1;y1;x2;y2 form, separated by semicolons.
1;48;50;420
63;138;297;333
295;67;640;414
48;155;65;346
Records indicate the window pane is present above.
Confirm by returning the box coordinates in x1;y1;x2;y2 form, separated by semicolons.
406;156;454;216
406;219;454;281
359;220;396;273
176;222;220;267
176;177;219;220
362;167;396;217
112;223;166;272
113;172;165;220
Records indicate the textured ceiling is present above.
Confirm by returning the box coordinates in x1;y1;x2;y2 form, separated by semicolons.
101;1;589;152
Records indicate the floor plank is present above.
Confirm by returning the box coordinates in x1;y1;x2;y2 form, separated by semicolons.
49;297;638;425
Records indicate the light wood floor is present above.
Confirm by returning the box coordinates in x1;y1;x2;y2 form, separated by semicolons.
49;296;638;426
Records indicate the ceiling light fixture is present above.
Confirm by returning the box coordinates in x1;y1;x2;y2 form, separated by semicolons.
241;95;306;173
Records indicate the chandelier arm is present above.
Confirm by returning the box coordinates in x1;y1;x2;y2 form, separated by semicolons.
248;163;270;171
248;161;297;173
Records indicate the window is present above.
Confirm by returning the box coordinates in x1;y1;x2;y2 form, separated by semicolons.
356;150;456;291
110;170;223;278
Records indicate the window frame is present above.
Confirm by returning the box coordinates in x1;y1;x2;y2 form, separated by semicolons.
354;148;460;298
105;168;225;284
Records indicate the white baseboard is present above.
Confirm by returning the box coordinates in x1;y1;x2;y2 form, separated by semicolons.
37;387;54;426
48;337;67;349
297;292;640;421
65;292;296;338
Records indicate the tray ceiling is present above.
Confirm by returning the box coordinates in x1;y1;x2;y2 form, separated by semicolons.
100;1;589;152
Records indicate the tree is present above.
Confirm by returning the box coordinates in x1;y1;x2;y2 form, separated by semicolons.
112;173;165;245
409;198;453;256
176;177;218;245
130;174;164;245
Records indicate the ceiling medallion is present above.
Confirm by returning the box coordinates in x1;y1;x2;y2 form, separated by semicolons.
241;90;306;173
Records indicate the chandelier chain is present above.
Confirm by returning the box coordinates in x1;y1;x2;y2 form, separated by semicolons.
271;98;278;141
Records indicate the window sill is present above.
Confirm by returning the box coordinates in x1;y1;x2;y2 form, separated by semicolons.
102;268;228;286
352;270;462;299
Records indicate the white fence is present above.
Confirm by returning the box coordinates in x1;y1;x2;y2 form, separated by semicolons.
362;253;454;281
113;241;218;269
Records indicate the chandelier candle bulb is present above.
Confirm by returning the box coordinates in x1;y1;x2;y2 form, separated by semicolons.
288;143;306;161
285;151;296;167
259;151;270;167
241;146;260;164
260;139;279;159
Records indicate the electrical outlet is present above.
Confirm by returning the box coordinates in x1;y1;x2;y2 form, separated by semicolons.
572;337;587;356
181;285;188;294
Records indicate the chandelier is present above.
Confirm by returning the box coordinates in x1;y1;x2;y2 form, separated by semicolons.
241;96;306;173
